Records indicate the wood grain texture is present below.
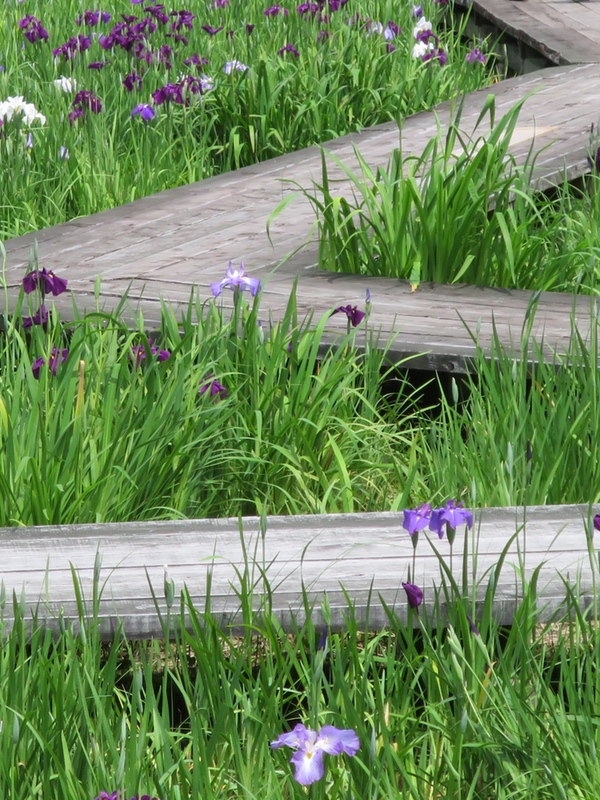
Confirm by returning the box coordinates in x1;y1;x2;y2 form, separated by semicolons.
3;63;600;371
0;506;597;638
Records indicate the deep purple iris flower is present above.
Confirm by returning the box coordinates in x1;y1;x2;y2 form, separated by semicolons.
32;347;69;379
297;1;319;14
23;268;68;297
53;34;92;60
199;376;228;400
22;304;48;329
402;503;432;536
332;304;365;327
131;339;170;368
69;90;102;123
76;10;112;26
466;47;486;64
412;4;423;17
593;514;600;532
94;794;160;800
264;5;289;16
429;500;473;539
423;47;447;66
402;582;423;609
19;15;49;44
210;262;262;297
202;24;223;36
271;723;359;785
132;103;155;121
278;43;300;57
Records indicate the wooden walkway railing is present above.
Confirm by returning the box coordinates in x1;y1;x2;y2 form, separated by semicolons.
1;505;597;638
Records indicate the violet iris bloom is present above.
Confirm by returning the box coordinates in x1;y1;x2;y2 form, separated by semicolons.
22;304;48;328
429;499;473;539
131;339;170;368
132;103;155;121
32;347;69;379
593;514;600;532
332;304;365;327
202;24;223;35
466;47;486;64
271;723;359;785
264;5;289;16
19;15;49;44
94;794;160;800
199;376;228;400
402;503;432;536
402;582;423;609
210;261;261;297
23;268;68;296
278;43;300;57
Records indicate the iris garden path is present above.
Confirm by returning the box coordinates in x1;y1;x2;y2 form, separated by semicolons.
3;0;600;634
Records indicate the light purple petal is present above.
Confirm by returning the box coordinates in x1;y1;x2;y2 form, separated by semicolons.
290;748;325;785
270;723;309;750
317;726;360;756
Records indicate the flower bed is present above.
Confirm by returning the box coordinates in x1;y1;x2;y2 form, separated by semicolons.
0;0;498;239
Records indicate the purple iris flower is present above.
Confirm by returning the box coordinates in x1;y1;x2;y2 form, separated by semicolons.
466;47;486;64
132;103;155;121
123;71;144;91
53;34;92;60
199;376;228;400
278;43;300;57
184;54;209;68
412;4;423;17
332;304;365;327
202;24;223;35
94;794;160;800
88;60;109;69
384;21;400;40
210;261;262;297
131;339;170;368
19;15;49;44
32;347;69;379
270;723;359;785
246;23;256;34
71;89;103;117
76;10;112;26
423;47;447;66
264;5;289;16
22;304;48;328
402;503;432;536
593;514;600;532
23;268;68;297
429;500;473;539
402;582;423;609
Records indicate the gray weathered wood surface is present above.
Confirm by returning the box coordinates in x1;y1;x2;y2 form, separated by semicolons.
0;505;597;638
456;0;600;67
4;62;600;370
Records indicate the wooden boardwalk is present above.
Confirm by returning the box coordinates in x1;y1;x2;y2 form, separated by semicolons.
0;506;598;638
4;61;600;370
457;0;600;68
1;505;597;638
3;1;600;636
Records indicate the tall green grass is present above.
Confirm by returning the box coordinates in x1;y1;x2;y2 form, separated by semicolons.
2;546;600;799
1;279;424;526
303;95;600;294
0;0;501;238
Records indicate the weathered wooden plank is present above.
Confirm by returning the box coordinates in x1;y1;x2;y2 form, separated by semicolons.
0;506;597;638
455;0;600;66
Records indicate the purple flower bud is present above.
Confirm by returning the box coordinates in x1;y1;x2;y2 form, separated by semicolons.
402;582;423;609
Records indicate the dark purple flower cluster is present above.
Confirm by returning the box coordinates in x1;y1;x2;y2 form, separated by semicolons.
32;347;69;379
331;304;365;327
75;10;112;26
264;5;289;17
199;376;228;400
131;339;171;368
23;268;68;297
123;70;144;92
152;74;211;105
94;793;160;800
18;15;49;44
53;34;92;61
22;304;49;329
69;90;102;123
278;43;300;58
